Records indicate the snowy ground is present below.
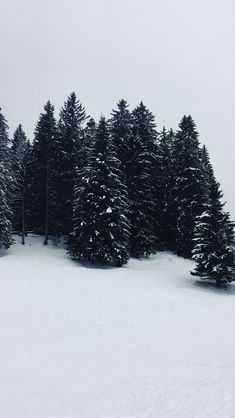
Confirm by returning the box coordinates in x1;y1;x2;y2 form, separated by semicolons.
0;235;234;418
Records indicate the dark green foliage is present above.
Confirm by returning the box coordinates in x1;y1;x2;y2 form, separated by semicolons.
11;124;30;242
47;126;65;236
78;117;96;171
31;101;57;238
110;99;133;176
56;92;87;234
128;102;158;258
68;117;130;266
0;109;13;249
110;100;160;258
23;143;35;233
170;115;204;257
191;181;235;286
199;144;215;198
156;127;175;248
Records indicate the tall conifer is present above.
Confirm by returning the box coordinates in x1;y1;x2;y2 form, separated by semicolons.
56;92;87;234
192;181;235;286
31;101;56;244
0;109;13;249
170;115;204;257
11;124;30;244
69;117;130;266
109;99;133;177
128;102;158;257
157;127;175;248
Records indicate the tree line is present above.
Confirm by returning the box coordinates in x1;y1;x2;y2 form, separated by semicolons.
0;93;234;287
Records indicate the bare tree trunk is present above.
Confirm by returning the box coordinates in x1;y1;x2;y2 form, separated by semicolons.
22;190;25;245
44;162;49;245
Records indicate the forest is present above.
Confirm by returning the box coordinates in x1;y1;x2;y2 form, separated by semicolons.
0;93;234;287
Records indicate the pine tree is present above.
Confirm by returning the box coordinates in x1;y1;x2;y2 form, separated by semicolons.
0;109;13;250
78;117;96;171
23;142;35;234
11;124;30;244
31;101;57;244
47;125;64;237
109;99;133;177
191;181;235;287
199;144;215;198
56;92;87;234
68;117;130;266
170;115;204;257
128;102;158;258
156;127;175;248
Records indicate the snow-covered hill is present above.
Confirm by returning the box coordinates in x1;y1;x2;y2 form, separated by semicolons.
0;235;234;418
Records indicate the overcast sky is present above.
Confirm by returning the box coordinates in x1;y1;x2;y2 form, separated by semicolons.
1;0;235;217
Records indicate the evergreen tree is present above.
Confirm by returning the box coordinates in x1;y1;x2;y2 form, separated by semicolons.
156;127;175;248
47;125;64;237
23;142;35;234
109;99;133;177
11;124;30;244
68;117;130;266
0;109;13;249
170;115;204;257
31;101;57;244
191;181;235;287
199;144;215;198
56;92;87;234
128;102;158;258
78;117;96;171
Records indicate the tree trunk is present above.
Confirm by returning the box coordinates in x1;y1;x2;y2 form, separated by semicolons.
44;162;49;245
21;190;25;245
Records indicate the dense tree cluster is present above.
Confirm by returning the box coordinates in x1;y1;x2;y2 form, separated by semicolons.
0;95;234;286
0;110;14;249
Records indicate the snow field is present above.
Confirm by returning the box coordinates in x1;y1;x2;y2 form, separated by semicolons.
0;235;234;418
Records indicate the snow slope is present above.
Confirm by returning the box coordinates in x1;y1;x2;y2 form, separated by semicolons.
0;235;234;418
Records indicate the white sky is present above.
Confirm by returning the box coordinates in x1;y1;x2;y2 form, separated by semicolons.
1;0;235;218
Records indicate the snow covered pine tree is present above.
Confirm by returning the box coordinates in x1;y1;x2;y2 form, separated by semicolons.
31;101;57;244
155;127;175;249
128;102;158;258
77;117;96;172
56;92;87;235
170;115;204;257
68;117;130;266
109;99;133;181
191;180;235;287
0;109;13;250
11;124;30;244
